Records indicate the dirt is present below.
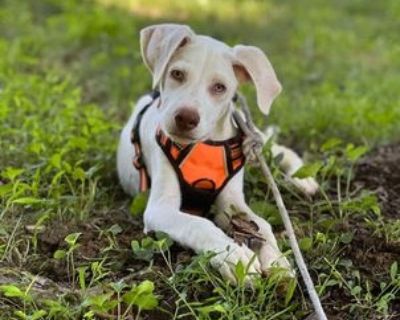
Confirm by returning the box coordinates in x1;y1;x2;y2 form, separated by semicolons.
26;202;195;320
350;143;400;287
7;143;400;319
32;206;150;282
330;143;400;318
355;143;400;218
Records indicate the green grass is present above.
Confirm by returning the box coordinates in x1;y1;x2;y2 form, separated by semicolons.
1;0;399;319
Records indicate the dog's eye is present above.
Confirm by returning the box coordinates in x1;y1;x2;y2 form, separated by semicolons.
211;83;226;95
170;69;185;82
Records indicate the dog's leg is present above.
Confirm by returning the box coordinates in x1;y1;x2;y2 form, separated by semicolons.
271;144;319;195
215;170;294;276
144;165;261;285
239;117;318;196
145;204;262;283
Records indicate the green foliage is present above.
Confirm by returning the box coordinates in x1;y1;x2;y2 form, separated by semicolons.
131;234;173;261
122;280;158;310
0;285;26;299
14;310;47;320
299;237;313;252
130;191;149;217
83;292;118;314
80;280;158;319
293;161;323;179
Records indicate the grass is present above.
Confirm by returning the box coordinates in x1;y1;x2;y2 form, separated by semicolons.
0;0;399;319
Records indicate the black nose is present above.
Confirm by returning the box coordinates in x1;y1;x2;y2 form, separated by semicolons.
175;108;200;132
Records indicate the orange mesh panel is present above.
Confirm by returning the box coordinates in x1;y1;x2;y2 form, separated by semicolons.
170;145;180;160
180;144;227;189
232;158;243;170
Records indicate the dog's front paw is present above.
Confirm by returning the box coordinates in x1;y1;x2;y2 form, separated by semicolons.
259;244;296;278
210;242;261;286
289;176;319;196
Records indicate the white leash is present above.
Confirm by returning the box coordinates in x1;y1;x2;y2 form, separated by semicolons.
233;93;328;320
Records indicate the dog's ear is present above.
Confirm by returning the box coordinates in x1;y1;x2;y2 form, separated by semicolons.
140;24;194;88
233;45;282;115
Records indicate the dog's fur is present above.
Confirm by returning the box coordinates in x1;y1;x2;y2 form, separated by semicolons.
117;24;318;284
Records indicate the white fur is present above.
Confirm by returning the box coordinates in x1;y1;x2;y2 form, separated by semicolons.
117;24;318;284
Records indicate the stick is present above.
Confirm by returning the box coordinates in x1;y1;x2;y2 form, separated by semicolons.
233;94;328;320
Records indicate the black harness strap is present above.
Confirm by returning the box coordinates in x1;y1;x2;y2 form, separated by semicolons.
130;91;160;191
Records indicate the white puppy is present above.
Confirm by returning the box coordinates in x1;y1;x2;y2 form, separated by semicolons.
117;24;318;284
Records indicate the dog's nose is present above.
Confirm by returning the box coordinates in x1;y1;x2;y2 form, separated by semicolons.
175;108;200;131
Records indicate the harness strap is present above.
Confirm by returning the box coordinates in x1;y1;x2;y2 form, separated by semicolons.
131;91;160;192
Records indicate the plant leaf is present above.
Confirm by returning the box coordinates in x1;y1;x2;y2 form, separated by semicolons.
53;249;66;260
64;232;81;246
345;145;368;162
0;285;24;298
299;237;313;252
234;260;246;285
13;197;44;205
293;162;323;179
122;280;158;310
321;138;343;152
14;310;27;320
31;310;47;320
198;304;227;315
390;261;398;281
284;277;297;306
130;191;148;217
1;167;24;181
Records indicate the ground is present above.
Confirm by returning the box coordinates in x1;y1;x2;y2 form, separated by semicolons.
0;0;399;319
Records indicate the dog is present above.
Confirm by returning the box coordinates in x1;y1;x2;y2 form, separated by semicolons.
117;24;318;284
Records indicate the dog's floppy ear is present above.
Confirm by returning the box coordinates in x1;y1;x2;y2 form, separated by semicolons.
140;24;194;88
233;45;282;115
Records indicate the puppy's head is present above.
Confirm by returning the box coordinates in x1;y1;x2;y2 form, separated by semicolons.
140;24;281;144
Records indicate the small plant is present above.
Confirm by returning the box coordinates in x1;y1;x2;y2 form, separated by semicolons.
131;233;173;262
53;232;82;285
82;280;159;319
98;223;123;251
122;280;159;319
83;292;118;319
0;283;47;320
130;191;149;217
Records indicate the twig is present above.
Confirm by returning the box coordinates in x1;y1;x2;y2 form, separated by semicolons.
233;93;328;320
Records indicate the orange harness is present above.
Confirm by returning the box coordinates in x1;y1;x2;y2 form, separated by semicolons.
131;91;246;215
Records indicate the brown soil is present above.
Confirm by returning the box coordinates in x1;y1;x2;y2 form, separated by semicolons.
331;143;400;319
5;143;400;319
355;143;400;218
27;203;194;319
33;207;150;282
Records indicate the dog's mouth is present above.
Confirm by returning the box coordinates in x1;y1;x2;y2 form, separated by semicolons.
167;130;206;145
168;131;197;145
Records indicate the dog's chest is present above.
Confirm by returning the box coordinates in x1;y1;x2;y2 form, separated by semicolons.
155;128;245;215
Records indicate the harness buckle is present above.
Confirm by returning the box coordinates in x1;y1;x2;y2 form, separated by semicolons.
132;154;144;169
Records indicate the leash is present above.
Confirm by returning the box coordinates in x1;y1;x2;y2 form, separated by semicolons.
233;93;328;320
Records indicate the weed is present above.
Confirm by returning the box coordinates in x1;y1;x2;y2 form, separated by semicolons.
53;232;82;286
